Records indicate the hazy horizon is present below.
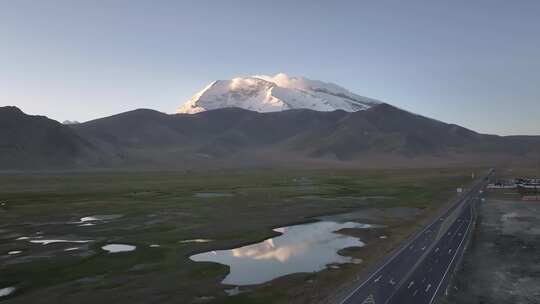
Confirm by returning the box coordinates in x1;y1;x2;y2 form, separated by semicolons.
2;1;540;136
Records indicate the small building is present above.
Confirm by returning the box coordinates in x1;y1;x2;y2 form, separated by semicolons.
516;177;540;201
487;179;517;189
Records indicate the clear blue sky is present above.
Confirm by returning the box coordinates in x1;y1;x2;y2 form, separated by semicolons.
1;0;539;135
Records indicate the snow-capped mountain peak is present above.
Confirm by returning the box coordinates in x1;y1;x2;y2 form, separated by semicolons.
177;73;381;114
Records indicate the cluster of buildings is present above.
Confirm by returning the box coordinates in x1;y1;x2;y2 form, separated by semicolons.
486;180;517;189
487;178;540;189
487;177;540;200
515;178;540;188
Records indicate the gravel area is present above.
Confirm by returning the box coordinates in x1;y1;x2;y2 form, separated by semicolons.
442;194;540;304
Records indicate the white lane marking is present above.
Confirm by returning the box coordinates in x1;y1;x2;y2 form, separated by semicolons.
448;249;453;254
425;284;432;292
407;281;415;289
339;181;481;304
413;289;419;296
429;207;473;304
361;295;376;304
374;275;382;283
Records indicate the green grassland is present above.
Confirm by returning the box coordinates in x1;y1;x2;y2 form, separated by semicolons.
0;168;478;303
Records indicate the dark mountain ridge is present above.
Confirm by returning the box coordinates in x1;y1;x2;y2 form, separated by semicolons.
1;104;538;170
0;106;98;169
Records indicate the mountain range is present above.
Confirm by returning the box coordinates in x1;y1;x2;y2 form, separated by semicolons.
2;103;539;171
2;74;539;170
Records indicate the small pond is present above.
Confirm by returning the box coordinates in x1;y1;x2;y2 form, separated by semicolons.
190;221;371;285
102;244;136;253
0;287;16;298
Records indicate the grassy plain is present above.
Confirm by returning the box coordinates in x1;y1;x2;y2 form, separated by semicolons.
0;168;478;303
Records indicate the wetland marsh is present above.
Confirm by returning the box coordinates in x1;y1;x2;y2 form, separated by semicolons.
0;168;474;303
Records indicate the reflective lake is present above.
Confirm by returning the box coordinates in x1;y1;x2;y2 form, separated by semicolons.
190;221;371;285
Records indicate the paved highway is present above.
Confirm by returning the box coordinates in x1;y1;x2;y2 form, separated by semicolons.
340;172;490;304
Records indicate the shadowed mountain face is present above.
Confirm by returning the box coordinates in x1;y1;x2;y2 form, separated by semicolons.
1;104;539;170
0;106;97;169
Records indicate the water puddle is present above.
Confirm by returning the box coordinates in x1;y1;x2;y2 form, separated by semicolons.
16;236;42;241
194;193;233;198
329;265;340;269
102;244;136;253
224;286;245;296
180;239;213;244
78;223;95;227
80;214;123;223
0;287;16;298
29;239;91;245
195;295;216;302
351;258;363;264
190;221;370;285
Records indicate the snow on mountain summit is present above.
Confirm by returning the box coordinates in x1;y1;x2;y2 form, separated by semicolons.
177;73;381;114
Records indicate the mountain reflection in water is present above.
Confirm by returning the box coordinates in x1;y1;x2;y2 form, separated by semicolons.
190;221;371;285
